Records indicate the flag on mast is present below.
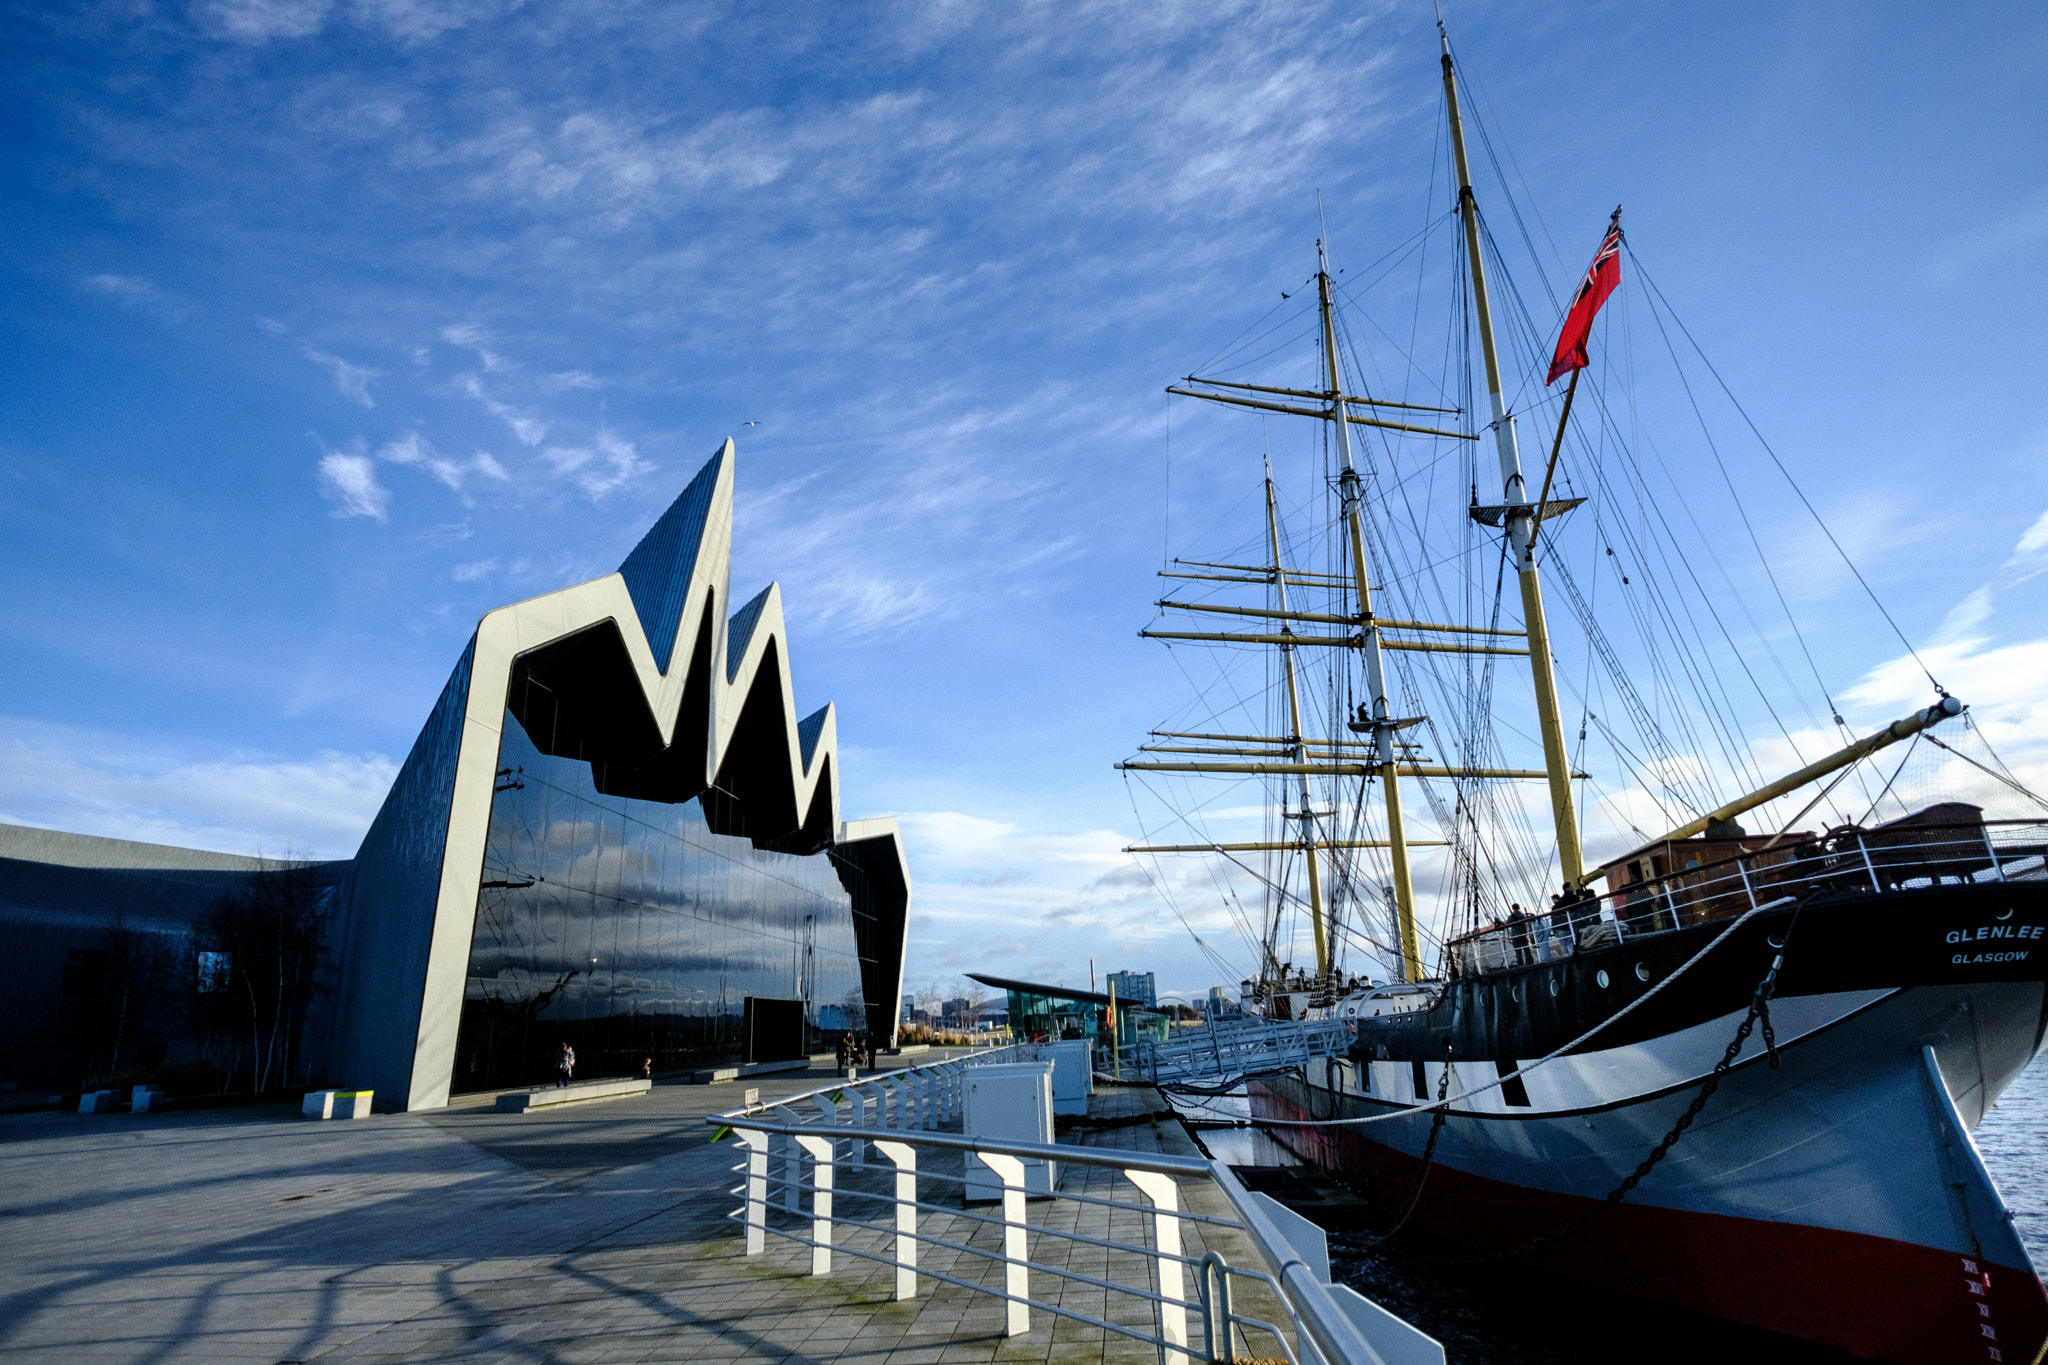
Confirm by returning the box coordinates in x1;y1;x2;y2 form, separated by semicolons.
1546;210;1623;385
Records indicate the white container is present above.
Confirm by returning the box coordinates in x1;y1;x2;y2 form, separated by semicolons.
1040;1040;1092;1115
963;1061;1056;1202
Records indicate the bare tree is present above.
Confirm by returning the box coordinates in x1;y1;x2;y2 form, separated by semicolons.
954;976;991;1025
195;860;332;1094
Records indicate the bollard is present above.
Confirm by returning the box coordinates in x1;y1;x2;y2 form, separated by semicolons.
1126;1170;1189;1355
978;1153;1032;1336
875;1139;919;1301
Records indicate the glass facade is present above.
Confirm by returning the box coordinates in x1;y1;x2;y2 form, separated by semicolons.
978;977;1169;1054
451;709;868;1092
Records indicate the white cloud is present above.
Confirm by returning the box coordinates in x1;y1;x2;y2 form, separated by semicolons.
352;0;498;43
456;372;548;445
85;273;162;304
441;323;511;372
0;717;392;861
317;448;391;520
2004;504;2048;584
540;427;650;498
888;808;1262;997
302;346;381;406
451;558;497;582
203;0;332;41
378;429;509;496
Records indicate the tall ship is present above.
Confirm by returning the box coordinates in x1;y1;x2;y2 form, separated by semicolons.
1119;27;2048;1365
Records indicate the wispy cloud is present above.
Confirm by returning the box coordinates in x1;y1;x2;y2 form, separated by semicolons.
541;427;650;498
1926;189;2048;284
202;0;333;43
84;272;191;321
304;346;381;406
0;715;394;860
261;318;382;405
85;273;161;304
378;429;508;497
456;372;548;445
316;442;391;519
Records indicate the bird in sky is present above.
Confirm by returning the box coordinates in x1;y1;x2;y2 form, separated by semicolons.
743;421;760;427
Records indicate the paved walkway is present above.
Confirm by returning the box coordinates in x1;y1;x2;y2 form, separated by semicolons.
0;1056;1280;1364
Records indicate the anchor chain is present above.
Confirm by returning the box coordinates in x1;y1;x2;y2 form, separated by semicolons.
1356;1039;1455;1248
1372;918;1799;1265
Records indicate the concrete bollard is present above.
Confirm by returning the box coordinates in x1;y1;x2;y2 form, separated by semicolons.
77;1090;115;1114
303;1090;374;1119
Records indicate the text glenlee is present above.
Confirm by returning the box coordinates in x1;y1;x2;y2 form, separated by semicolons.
1943;922;2046;945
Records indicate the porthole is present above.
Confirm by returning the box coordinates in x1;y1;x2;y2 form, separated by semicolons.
1634;963;1650;982
1596;969;1610;988
1548;976;1559;996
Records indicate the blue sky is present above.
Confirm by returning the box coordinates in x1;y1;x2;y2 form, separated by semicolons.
4;0;2047;1003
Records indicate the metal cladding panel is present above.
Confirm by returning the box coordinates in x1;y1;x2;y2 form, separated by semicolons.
724;585;772;682
324;635;477;1102
0;839;347;1089
832;821;912;1048
796;706;829;769
616;449;722;674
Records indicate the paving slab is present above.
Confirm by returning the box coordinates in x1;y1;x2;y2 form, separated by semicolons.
0;1051;1292;1364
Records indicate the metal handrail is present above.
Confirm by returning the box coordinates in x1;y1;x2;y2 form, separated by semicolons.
710;1088;1433;1364
1444;818;2048;979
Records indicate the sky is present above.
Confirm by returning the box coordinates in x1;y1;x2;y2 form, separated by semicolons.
4;0;2048;1006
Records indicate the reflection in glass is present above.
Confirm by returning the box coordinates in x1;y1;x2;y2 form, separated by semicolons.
452;710;866;1091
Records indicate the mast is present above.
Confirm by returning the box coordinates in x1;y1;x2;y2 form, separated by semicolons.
1440;26;1587;887
1264;468;1331;980
1316;241;1422;982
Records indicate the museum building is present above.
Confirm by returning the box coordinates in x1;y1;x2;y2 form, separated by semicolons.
0;441;911;1109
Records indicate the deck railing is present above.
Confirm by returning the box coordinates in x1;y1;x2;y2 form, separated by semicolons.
1446;818;2048;979
710;1048;1439;1365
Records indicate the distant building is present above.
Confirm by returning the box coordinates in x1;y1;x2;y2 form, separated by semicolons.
1106;970;1156;1009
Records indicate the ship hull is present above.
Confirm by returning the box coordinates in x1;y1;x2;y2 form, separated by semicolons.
1250;980;2048;1364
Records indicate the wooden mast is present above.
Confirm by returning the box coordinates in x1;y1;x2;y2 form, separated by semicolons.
1316;240;1423;982
1263;468;1331;980
1440;25;1587;888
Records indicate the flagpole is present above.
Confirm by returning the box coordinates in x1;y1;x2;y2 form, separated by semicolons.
1533;368;1578;525
1537;206;1621;526
1441;23;1586;889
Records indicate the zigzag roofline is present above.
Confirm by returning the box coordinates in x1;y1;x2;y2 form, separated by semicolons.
326;440;909;1112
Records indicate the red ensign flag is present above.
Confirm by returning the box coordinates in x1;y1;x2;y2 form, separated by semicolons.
1546;216;1623;385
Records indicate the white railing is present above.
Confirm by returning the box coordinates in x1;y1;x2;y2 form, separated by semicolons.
1446;817;2048;979
710;1048;1439;1365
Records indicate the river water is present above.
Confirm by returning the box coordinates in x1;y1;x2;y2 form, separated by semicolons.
1189;1055;2048;1363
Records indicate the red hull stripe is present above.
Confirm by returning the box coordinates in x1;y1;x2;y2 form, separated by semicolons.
1251;1085;2048;1365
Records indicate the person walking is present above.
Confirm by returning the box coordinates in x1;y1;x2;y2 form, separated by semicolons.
556;1041;575;1089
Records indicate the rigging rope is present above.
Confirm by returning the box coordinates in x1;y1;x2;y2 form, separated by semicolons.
1628;248;1942;694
